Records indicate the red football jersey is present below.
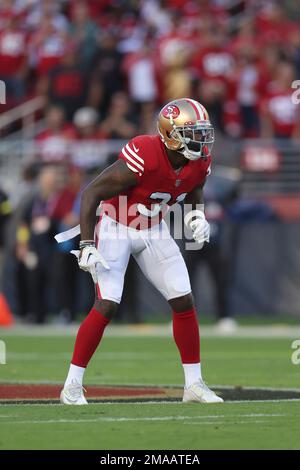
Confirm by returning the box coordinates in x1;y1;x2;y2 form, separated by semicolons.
102;135;211;229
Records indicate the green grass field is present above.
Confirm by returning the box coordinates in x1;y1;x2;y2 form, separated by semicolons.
0;326;300;450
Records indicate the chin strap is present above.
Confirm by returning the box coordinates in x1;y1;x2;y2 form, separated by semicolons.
178;146;202;161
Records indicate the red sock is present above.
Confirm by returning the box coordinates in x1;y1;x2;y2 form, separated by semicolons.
172;307;200;364
71;308;110;368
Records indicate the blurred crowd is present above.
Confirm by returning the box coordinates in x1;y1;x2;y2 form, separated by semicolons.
1;0;300;141
0;0;299;323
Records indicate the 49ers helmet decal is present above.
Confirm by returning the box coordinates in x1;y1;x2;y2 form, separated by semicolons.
157;98;214;161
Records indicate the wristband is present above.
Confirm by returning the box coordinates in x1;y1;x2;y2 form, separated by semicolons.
79;240;95;249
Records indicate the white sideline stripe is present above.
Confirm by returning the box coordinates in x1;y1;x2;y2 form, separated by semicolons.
125;162;139;174
0;415;19;418
122;147;144;171
186;420;269;425
0;413;284;420
211;384;300;393
225;399;300;404
1;399;300;407
3;324;300;338
0;420;270;426
0;414;285;425
125;143;144;164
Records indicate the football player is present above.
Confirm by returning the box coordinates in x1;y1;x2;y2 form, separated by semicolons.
59;98;223;404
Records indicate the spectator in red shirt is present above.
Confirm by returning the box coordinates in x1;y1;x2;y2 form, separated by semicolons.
0;14;28;102
192;27;235;132
256;3;298;47
157;11;196;67
29;15;68;78
260;61;300;139
36;105;75;163
25;0;69;32
71;107;107;170
230;17;262;55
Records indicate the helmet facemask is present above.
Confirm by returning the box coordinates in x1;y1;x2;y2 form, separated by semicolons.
170;122;214;161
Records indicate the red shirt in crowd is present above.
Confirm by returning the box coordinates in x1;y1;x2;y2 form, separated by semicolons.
36;125;75;162
29;31;66;76
191;46;235;83
0;28;26;76
261;84;300;137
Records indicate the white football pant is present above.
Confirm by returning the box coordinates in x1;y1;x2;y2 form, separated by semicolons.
95;214;191;303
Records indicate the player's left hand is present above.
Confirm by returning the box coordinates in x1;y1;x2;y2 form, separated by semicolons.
184;210;210;246
189;217;210;244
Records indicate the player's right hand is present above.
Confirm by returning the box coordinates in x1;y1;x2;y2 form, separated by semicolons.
71;245;110;283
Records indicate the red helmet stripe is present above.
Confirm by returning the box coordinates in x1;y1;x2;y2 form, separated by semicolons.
202;105;209;120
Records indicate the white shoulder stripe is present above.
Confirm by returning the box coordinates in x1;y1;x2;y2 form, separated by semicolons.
122;148;144;172
125;143;144;164
125;161;139;173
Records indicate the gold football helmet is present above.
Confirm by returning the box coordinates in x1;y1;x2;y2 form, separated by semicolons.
157;98;214;160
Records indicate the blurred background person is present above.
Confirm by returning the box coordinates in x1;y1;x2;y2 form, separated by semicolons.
69;1;99;70
89;32;123;114
35;105;74;163
192;25;235;134
14;165;62;323
0;12;28;104
51;165;83;324
71;107;106;170
260;61;300;139
28;14;69;95
184;169;241;332
100;91;137;140
122;38;159;113
0;187;12;288
46;41;88;120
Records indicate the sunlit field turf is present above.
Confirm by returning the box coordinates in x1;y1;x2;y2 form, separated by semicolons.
0;327;300;449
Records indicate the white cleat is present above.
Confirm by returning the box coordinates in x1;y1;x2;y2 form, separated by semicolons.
183;379;224;404
60;379;88;405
